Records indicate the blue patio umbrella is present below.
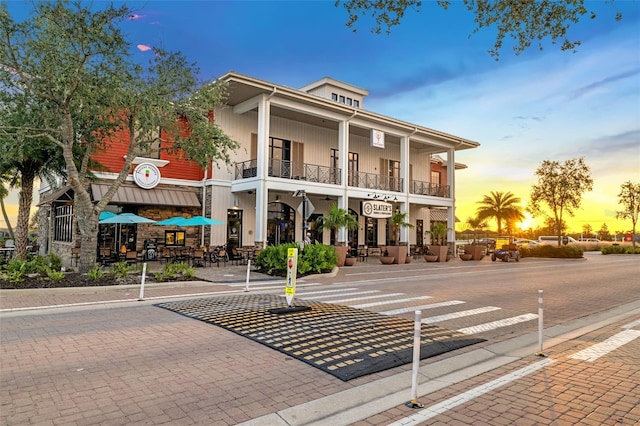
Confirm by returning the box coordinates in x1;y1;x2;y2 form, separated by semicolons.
154;216;188;226
98;213;156;224
99;211;116;221
178;216;223;226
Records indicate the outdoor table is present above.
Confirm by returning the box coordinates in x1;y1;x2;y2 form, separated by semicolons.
0;247;15;262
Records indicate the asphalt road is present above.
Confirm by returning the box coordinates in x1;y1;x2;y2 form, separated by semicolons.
1;252;638;425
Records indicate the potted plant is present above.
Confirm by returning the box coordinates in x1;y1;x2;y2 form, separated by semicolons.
379;249;395;264
316;204;359;267
464;216;489;260
386;210;414;264
423;247;438;262
427;221;450;262
344;253;357;266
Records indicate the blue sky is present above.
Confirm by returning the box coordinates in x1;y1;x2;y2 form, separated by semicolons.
3;1;640;235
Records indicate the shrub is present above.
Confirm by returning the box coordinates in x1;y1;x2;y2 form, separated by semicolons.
519;245;583;259
46;269;66;282
87;265;106;281
48;253;62;272
255;242;336;276
109;261;135;284
601;245;640;255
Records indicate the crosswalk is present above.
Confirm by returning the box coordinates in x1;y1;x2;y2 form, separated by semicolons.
229;282;539;336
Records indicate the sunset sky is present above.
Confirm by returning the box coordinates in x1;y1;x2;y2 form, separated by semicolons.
2;1;639;236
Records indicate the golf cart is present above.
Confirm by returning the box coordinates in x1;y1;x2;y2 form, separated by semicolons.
491;236;520;262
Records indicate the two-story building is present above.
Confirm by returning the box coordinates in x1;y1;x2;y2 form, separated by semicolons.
38;71;479;264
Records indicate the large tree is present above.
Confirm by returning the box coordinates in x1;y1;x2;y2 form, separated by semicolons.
336;0;623;58
616;181;640;249
0;1;238;272
0;91;67;260
476;191;524;234
529;158;593;246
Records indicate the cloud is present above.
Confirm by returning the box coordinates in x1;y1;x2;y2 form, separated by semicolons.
136;44;152;52
565;68;640;101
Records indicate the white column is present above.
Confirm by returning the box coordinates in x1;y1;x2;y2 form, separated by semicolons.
255;95;270;246
337;120;349;245
447;148;456;248
400;135;411;244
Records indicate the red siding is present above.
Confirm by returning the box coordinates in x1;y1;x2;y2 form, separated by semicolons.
90;121;204;181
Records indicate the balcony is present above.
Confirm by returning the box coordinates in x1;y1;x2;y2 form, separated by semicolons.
235;159;340;184
234;160;450;198
348;170;403;192
410;179;450;198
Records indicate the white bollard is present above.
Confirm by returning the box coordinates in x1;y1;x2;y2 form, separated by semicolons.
244;259;251;292
138;262;147;301
537;289;545;356
405;310;424;408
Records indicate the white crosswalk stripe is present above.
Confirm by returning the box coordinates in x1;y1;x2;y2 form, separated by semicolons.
422;306;501;323
350;296;433;309
276;286;537;336
569;329;640;362
321;293;406;304
300;290;380;300
457;313;538;334
380;300;465;316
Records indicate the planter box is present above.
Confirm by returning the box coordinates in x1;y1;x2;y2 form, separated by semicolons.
424;255;438;262
386;246;408;264
379;256;395;264
464;245;484;260
344;257;357;266
334;246;349;267
431;245;449;262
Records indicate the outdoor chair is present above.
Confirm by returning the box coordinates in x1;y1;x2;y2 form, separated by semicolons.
160;247;173;264
192;249;206;267
125;250;138;266
230;247;244;265
216;249;228;267
358;246;368;262
99;248;113;265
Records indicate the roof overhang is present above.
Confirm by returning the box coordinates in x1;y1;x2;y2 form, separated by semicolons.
91;184;201;207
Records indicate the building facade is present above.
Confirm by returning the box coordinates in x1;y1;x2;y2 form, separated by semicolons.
38;72;479;265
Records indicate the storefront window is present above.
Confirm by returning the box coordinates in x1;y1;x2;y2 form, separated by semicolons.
165;230;185;246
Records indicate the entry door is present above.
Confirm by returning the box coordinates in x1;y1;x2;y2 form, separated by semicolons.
416;219;423;247
227;209;242;252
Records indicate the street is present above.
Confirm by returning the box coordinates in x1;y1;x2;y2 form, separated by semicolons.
1;253;639;425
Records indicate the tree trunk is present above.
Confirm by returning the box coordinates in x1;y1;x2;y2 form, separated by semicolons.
15;171;35;260
0;197;14;239
75;200;99;273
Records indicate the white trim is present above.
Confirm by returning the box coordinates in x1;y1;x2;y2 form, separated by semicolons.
124;156;170;167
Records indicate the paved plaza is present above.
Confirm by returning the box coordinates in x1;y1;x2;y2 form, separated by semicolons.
1;259;639;425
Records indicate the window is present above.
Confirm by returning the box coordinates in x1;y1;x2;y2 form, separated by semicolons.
54;204;74;242
431;170;441;184
332;93;338;101
165;230;186;246
354;100;360;108
347;98;352;106
339;95;345;104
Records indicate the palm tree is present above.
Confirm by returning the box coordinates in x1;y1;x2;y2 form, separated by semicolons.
0;178;16;239
389;210;414;245
476;191;525;234
316;204;359;246
465;216;488;243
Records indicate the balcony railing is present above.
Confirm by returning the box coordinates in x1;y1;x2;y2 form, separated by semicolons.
234;160;449;198
410;179;450;198
235;159;341;184
348;170;403;192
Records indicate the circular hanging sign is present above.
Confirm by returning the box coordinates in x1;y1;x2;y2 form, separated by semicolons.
133;163;161;189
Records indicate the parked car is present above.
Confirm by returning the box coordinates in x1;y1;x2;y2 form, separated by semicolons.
578;238;600;242
538;235;577;245
515;238;539;248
